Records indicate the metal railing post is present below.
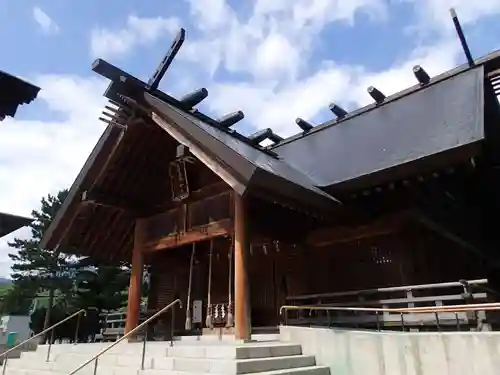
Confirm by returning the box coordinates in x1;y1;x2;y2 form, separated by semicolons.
170;308;176;347
74;312;82;344
67;299;182;375
46;329;55;361
2;354;8;375
141;324;147;370
0;309;86;362
279;302;500;332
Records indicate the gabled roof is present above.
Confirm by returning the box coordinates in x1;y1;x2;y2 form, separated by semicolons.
0;212;32;238
269;48;500;193
0;71;40;120
273;64;487;191
143;93;339;211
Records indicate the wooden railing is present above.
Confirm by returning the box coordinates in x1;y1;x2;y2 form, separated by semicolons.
286;279;493;308
284;279;499;331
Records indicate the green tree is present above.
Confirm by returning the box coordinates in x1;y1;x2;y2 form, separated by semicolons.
8;189;71;338
0;282;37;315
70;258;130;313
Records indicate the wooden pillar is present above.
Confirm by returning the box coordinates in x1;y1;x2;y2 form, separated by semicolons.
125;223;145;336
234;193;251;340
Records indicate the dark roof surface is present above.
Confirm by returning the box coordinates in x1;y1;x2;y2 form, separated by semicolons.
0;71;40;120
274;64;486;191
144;93;339;210
0;212;32;238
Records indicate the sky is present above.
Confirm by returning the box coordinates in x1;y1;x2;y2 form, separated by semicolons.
1;0;500;278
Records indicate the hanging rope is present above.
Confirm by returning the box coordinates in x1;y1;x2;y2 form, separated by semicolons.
205;240;214;329
226;235;234;328
185;242;196;331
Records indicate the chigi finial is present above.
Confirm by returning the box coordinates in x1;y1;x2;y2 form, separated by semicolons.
367;86;386;104
329;103;348;119
295;118;314;131
413;65;430;85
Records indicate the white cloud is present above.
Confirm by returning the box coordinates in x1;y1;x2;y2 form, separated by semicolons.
181;0;389;82
90;15;181;59
185;0;235;31
408;0;500;31
177;0;479;137
32;6;59;35
0;75;108;277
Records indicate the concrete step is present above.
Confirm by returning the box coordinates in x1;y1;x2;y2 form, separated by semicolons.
5;354;315;375
165;343;302;359
20;342;302;361
31;342;168;357
173;334;281;343
171;355;316;374
6;353;169;370
3;336;327;375
5;366;329;375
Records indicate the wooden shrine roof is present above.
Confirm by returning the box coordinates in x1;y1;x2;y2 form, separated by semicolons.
0;71;40;120
274;51;500;193
39;94;340;261
40;27;500;261
0;212;32;238
143;93;339;209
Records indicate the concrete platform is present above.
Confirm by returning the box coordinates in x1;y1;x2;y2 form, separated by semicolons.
2;334;330;375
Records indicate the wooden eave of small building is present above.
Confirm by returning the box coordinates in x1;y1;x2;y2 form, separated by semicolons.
0;71;40;120
0;212;33;238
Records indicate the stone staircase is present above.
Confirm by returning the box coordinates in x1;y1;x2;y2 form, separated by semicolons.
2;334;330;375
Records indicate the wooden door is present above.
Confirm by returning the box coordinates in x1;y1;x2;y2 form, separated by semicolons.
249;248;278;327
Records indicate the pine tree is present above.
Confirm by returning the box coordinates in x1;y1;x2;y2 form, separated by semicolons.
70;258;130;313
7;190;72;338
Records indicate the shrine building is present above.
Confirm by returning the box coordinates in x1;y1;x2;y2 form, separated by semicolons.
40;29;500;340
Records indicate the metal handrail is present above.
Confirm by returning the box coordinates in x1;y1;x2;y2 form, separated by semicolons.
67;299;182;375
280;302;500;314
1;309;86;374
280;303;500;332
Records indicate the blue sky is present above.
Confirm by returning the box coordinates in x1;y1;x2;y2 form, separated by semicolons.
1;0;500;276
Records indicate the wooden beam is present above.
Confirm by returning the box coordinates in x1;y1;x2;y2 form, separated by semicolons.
307;212;408;247
142;219;232;252
124;222;144;337
408;210;485;258
234;194;251;340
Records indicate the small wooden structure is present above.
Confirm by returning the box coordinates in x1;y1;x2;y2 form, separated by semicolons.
0;72;39;237
0;213;32;239
41;29;500;339
0;70;40;121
